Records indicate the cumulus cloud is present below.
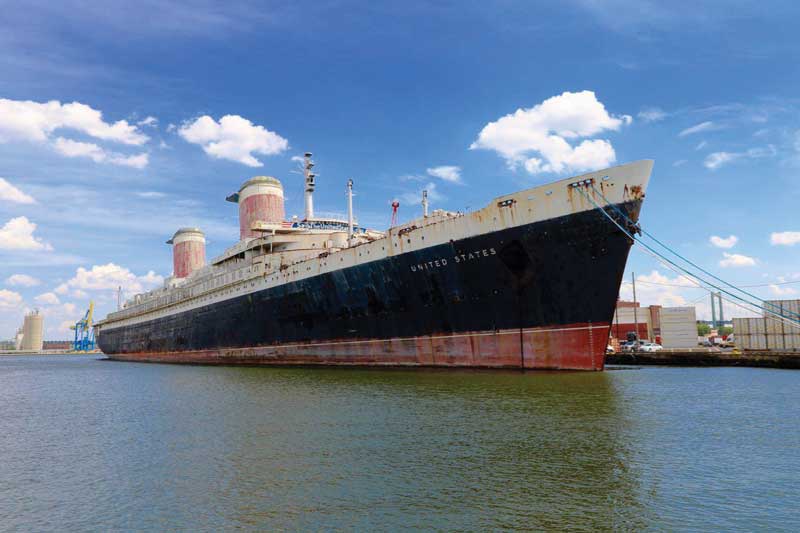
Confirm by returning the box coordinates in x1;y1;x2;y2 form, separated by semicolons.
638;107;666;122
137;116;158;127
179;115;289;167
38;302;79;335
426;165;462;183
35;292;60;305
704;146;776;170
0;98;150;168
679;121;719;137
719;252;756;268
769;284;798;297
55;263;164;296
6;274;41;287
770;231;800;246
0;177;36;204
53;137;149;168
0;216;52;251
709;235;738;249
0;98;149;146
470;90;630;175
618;270;697;308
0;289;23;309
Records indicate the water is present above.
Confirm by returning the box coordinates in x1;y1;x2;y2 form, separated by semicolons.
1;355;798;531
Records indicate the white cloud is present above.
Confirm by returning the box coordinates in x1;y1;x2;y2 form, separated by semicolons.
770;231;800;246
55;263;164;296
0;216;52;251
618;270;697;308
719;252;756;268
35;292;60;305
672;159;687;167
470;90;630;175
695;140;707;150
53;137;148;168
426;165;462;183
399;182;444;206
38;302;79;336
704;151;737;169
638;107;666;122
0;289;23;309
0;98;148;145
0;177;36;204
709;235;738;249
135;191;167;199
137;116;158;127
679;121;719;137
179;115;289;167
6;274;40;287
704;146;775;170
769;284;798;297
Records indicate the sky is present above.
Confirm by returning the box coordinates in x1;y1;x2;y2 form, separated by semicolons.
1;0;800;339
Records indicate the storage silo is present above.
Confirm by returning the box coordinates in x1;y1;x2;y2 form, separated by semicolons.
167;227;206;278
227;176;285;240
21;310;44;351
14;327;24;351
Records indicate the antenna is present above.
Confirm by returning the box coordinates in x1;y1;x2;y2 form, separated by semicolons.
304;152;315;220
347;179;354;245
422;189;429;217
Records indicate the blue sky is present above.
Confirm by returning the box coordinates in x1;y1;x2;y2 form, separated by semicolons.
1;0;799;338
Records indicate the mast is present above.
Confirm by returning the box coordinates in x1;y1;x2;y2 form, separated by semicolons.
304;152;315;220
422;189;429;217
347;178;354;244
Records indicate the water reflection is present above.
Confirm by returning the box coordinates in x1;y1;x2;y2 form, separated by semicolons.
198;368;648;530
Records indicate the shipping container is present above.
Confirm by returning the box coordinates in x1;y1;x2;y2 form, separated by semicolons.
660;306;697;349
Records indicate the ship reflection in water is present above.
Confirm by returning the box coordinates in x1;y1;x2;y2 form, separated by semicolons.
1;356;799;530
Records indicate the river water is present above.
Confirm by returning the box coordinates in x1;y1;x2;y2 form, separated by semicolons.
1;355;798;531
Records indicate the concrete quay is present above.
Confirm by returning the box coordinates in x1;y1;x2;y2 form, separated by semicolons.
607;349;800;369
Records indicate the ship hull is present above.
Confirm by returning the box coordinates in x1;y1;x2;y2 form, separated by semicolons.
99;199;641;370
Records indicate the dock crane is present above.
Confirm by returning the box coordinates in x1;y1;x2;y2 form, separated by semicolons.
71;301;96;352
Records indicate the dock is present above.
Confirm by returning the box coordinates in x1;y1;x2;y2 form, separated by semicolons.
607;350;800;369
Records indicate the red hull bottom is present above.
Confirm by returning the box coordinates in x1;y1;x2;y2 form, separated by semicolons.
105;322;610;371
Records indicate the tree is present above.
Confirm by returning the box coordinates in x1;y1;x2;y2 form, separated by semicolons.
697;323;711;336
718;326;733;336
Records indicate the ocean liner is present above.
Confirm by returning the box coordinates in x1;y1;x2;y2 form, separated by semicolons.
96;155;653;370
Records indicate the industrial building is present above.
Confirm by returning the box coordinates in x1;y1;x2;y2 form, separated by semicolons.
733;299;800;352
612;300;697;349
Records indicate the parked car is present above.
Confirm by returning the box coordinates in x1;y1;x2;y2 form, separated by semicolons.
640;342;663;353
620;340;644;352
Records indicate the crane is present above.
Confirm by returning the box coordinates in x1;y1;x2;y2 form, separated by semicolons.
71;301;96;352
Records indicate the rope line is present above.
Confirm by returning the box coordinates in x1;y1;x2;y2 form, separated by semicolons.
586;183;800;323
572;184;800;329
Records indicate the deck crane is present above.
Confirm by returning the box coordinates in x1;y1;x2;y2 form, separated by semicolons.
71;301;96;352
